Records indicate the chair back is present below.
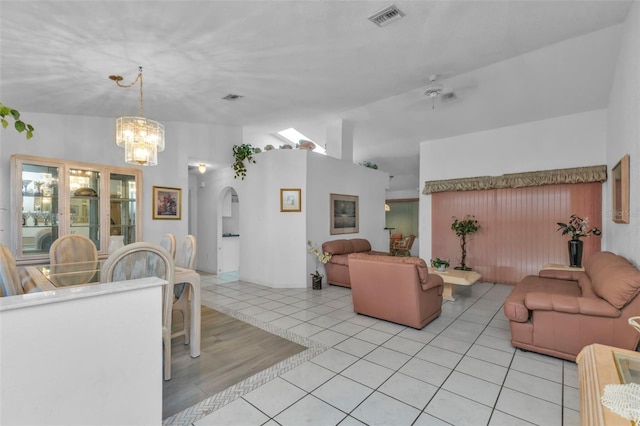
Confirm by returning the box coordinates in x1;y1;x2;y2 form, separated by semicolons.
159;233;177;258
49;234;99;286
101;242;175;380
101;242;175;327
0;244;24;297
175;235;197;269
49;234;98;265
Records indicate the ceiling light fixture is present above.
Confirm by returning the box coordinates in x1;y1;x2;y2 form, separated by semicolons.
109;66;165;166
198;163;206;174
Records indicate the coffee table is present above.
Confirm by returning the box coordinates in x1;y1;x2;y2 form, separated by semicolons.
428;267;482;301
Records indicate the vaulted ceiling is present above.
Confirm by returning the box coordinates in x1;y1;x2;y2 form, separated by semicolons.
0;1;633;190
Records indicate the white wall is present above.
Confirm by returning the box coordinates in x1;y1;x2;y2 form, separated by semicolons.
0;113;242;256
419;109;608;262
198;149;388;287
605;2;640;264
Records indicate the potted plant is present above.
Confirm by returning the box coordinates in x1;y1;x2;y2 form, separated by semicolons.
307;240;332;290
232;144;260;179
556;214;601;267
1;103;34;139
431;257;450;272
451;215;480;271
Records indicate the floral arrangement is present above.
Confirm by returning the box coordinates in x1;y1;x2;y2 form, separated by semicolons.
431;257;450;269
307;240;332;280
556;214;601;240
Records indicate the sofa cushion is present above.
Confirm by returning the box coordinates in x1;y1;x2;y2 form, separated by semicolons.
322;239;353;255
586;251;640;309
328;253;350;266
348;253;439;289
504;275;581;322
350;239;372;253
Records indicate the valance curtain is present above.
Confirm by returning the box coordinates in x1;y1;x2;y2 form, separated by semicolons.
422;165;607;194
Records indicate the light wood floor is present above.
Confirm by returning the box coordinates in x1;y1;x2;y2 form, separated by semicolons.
163;305;307;419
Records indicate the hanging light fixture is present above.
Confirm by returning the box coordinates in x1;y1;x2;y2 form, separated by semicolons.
109;66;165;166
198;163;206;174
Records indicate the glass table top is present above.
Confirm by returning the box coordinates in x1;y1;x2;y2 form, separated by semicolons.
38;261;102;287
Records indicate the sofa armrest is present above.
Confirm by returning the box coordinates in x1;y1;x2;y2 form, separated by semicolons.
421;273;443;291
525;293;620;318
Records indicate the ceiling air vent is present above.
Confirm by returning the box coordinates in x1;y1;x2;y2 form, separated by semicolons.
222;93;243;101
368;4;405;27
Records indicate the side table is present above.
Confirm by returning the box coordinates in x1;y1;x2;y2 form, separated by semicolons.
541;263;585;272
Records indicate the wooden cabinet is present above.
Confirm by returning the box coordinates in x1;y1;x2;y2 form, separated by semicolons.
11;155;142;264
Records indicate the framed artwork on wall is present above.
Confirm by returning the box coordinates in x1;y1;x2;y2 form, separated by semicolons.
330;193;359;235
153;186;181;220
611;154;630;224
280;188;301;212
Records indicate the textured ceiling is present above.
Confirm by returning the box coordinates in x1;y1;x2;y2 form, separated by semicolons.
0;1;633;190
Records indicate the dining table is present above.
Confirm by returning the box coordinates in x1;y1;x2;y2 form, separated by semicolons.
26;261;201;358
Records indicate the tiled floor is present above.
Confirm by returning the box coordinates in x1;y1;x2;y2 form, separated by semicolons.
172;272;580;426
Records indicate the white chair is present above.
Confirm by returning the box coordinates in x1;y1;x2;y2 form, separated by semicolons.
101;242;175;380
172;235;198;346
159;233;176;258
0;244;25;297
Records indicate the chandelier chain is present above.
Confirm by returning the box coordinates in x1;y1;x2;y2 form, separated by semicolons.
113;66;144;117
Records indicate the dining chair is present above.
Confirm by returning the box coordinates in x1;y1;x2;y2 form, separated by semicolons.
49;234;99;286
0;244;24;297
172;235;198;344
159;233;176;258
101;242;175;381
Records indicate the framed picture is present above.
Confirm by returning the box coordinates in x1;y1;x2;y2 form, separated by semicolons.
611;154;630;224
330;193;359;235
280;188;301;212
153;186;182;220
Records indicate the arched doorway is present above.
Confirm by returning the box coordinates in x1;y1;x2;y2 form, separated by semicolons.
217;187;239;274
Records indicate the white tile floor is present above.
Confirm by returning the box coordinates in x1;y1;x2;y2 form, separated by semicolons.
187;272;580;426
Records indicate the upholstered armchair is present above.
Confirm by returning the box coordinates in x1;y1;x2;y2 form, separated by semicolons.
101;242;175;380
348;253;443;329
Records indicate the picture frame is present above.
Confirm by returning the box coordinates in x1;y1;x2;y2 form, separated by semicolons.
611;154;630;224
280;188;301;212
153;186;182;220
330;193;359;235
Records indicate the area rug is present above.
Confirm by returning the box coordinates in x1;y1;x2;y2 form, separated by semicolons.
163;305;328;425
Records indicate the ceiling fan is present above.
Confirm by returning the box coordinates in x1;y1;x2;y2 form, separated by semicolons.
423;74;457;108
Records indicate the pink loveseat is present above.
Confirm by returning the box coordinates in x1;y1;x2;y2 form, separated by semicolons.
348;253;444;329
322;238;389;288
504;251;640;361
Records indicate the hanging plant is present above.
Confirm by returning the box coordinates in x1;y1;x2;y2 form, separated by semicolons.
232;144;259;179
0;103;34;139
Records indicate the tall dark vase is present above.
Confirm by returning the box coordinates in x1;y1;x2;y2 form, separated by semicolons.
568;239;584;267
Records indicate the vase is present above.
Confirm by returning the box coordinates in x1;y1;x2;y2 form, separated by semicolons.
568;239;583;267
311;276;322;290
108;235;125;254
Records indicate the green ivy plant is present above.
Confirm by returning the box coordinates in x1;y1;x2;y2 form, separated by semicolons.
232;144;259;179
451;215;480;271
0;103;34;139
360;161;378;169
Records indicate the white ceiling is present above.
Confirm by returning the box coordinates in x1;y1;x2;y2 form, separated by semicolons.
0;1;633;190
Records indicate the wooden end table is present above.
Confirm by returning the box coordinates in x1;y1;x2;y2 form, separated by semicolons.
429;267;482;301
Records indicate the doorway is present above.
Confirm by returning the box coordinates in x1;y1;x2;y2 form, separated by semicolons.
218;187;240;274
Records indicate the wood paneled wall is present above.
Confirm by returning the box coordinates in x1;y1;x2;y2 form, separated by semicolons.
431;183;602;285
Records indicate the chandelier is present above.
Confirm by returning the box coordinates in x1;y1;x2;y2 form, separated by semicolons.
109;66;165;166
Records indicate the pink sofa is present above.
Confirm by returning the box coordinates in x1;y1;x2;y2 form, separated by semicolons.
504;251;640;361
322;238;389;288
348;253;444;329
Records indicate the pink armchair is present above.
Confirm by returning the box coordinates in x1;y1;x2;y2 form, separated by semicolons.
348;253;443;329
